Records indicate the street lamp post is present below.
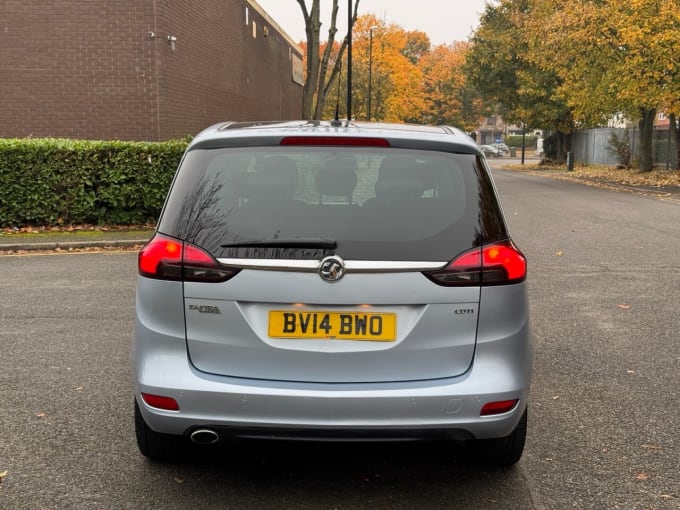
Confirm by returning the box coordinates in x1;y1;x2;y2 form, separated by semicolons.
347;0;353;121
368;25;378;121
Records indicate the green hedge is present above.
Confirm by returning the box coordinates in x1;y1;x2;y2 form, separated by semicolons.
505;135;538;148
0;138;188;227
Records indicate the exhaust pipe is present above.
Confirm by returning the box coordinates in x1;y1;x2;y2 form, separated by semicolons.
190;428;220;445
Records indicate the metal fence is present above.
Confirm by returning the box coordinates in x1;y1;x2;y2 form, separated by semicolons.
572;127;678;168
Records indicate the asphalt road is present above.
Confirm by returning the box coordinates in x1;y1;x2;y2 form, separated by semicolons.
493;168;680;509
1;169;678;509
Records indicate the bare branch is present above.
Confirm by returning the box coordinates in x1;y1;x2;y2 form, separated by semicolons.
313;0;340;119
317;0;360;118
301;0;361;119
300;0;322;119
296;0;310;23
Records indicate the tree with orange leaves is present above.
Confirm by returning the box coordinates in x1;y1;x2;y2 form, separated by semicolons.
419;42;478;131
321;14;427;122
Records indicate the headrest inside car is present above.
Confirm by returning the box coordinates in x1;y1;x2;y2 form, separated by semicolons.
316;156;358;202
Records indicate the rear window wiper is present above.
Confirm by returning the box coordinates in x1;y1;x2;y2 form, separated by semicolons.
221;238;337;249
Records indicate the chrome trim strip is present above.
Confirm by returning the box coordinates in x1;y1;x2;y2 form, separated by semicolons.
216;258;447;272
217;259;319;270
346;260;446;271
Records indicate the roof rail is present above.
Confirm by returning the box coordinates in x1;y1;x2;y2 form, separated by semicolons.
217;120;287;131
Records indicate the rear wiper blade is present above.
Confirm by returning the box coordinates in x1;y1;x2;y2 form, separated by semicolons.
221;238;337;249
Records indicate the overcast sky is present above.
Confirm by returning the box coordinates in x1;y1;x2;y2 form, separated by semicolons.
254;0;489;46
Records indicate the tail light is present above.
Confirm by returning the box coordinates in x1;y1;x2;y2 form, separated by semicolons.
424;240;526;286
141;392;180;411
480;399;519;416
138;234;239;283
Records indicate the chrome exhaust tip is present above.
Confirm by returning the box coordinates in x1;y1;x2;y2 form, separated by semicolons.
190;428;220;445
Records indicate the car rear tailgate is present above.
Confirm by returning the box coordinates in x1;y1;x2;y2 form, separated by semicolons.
184;269;480;383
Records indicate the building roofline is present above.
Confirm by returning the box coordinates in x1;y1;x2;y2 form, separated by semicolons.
246;0;303;55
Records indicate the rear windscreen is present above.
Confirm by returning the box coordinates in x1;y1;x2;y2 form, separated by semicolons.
158;147;506;262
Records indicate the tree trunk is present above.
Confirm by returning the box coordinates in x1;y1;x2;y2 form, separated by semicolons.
298;0;321;120
554;131;570;164
638;108;656;172
670;113;680;170
316;39;347;119
299;0;360;120
313;0;340;120
555;134;564;163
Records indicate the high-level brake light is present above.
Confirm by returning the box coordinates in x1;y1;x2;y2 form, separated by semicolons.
280;136;390;147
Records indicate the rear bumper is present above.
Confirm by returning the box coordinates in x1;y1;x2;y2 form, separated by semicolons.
134;319;531;441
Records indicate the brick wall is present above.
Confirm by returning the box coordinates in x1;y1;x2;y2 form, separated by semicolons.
0;0;158;140
157;0;304;139
0;0;303;141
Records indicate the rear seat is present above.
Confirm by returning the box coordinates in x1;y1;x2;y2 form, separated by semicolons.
315;156;359;204
233;156;307;234
308;156;361;228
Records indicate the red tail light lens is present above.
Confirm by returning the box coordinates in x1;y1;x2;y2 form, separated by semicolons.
139;235;183;280
424;240;526;286
480;399;519;416
141;392;180;411
138;234;239;283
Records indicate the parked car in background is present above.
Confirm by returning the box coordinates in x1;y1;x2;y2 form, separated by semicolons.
478;144;501;157
496;143;511;156
133;120;532;467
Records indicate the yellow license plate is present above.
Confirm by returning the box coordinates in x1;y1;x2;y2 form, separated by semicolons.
268;310;396;341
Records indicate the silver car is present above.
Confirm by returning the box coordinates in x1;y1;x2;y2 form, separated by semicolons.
134;121;531;466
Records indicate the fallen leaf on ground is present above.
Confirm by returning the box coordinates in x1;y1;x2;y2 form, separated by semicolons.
635;473;649;481
506;164;680;188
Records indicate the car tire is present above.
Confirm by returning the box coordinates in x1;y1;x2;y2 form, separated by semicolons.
134;399;185;461
466;409;527;467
